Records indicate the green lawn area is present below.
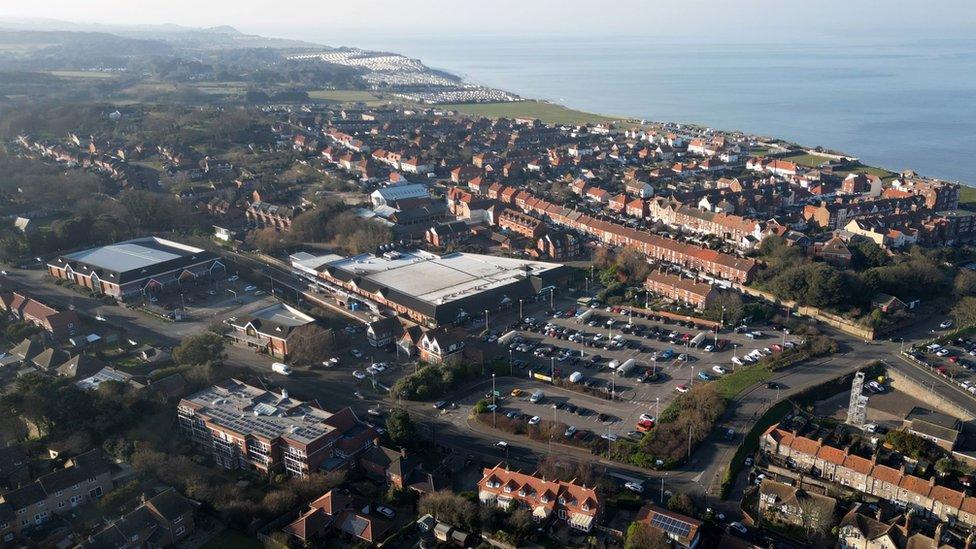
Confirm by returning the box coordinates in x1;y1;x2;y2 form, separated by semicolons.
200;529;262;549
960;185;976;207
780;152;833;168
712;364;772;399
307;89;386;103
836;162;898;180
449;100;616;126
49;70;120;79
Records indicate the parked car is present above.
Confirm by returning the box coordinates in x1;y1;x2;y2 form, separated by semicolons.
712;365;727;375
941;320;954;329
564;426;578;437
352;370;366;380
528;416;542;425
624;481;644;493
729;522;748;536
375;506;396;519
675;384;689;393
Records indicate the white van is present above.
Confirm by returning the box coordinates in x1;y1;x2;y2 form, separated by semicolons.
731;357;744;367
272;362;293;376
530;390;545;403
569;371;584;383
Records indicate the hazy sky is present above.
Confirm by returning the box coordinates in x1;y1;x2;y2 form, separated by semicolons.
2;0;975;43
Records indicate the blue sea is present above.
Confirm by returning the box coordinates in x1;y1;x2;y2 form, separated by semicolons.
292;33;976;183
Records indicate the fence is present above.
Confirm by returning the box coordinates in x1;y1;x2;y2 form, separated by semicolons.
734;284;877;340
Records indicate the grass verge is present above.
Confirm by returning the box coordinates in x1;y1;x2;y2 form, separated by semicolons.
449;100;617;126
719;399;793;499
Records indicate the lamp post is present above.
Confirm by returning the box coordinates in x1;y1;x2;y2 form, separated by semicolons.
550;356;555;381
519;299;523;320
492;373;496;428
661;472;668;503
509;349;514;376
732;344;738;372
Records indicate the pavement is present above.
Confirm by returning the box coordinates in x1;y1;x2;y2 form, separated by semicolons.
5;262;975;520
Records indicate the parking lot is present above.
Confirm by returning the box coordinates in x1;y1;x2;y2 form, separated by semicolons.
911;335;976;395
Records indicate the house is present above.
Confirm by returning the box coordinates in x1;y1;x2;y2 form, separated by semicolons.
0;450;113;542
758;479;837;533
282;490;393;545
0;446;30;491
498;210;546;240
55;354;107;379
227;302;316;359
814;235;853;267
871;293;906;314
903;407;961;452
246;202;302;231
419;328;466;366
358;445;438;493
0;292;80;340
537;231;580;260
425;220;471;248
634;505;702;549
644;271;719;310
477;464;602;532
9;338;44;363
178;379;375;476
82;488;195;548
370;184;430;208
366;317;398;349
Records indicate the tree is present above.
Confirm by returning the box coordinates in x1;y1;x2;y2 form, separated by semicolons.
667;492;696;516
286;324;334;366
246;227;292;254
386;408;418;448
796;494;836;542
625;521;671;549
418;490;476;530
172;332;225;366
507;508;535;538
935;458;954;476
951;297;976;328
956;270;976;297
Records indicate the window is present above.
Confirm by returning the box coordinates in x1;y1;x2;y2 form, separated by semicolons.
55;490;63;497
174;515;183;524
58;501;65;508
16;508;25;516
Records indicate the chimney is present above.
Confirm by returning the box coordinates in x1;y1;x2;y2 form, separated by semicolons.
875;506;884;522
281;389;289;399
904;508;914;532
966;530;975;549
400;447;408;459
934;522;944;544
929;476;936;487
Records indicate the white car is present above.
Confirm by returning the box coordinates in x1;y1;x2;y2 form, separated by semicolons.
936;348;951;357
754;473;766;485
703;344;714;352
495;441;509;449
564;426;577;437
371;362;387;372
352;370;366;380
350;349;363;358
95;315;107;322
731;357;744;366
729;522;748;535
244;285;257;292
639;413;656;424
624;481;644;493
528;416;541;425
227;275;240;282
712;365;727;375
940;320;954;329
322;357;340;367
375;506;396;519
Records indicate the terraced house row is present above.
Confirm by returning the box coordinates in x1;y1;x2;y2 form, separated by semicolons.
471;183;757;283
762;424;976;527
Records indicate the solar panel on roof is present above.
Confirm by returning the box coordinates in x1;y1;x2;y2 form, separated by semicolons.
650;513;692;538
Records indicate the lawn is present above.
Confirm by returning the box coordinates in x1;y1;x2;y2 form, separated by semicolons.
200;529;262;549
780;152;832;168
308;89;386;103
712;364;772;399
449;100;617;126
959;185;976;207
48;70;120;79
836;162;898;180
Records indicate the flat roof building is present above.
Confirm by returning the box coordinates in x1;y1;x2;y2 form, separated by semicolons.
292;249;570;327
178;379;375;477
48;237;224;302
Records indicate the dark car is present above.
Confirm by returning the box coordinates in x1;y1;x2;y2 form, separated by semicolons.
576;407;591;416
565;404;578;414
598;413;612;423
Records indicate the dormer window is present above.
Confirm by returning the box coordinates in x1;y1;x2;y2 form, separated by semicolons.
518;489;526;497
504;486;512;493
558;497;566;505
582;503;590;511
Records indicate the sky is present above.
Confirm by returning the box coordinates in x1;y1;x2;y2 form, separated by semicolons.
1;0;975;43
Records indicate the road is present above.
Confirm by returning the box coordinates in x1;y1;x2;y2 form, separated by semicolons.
6;262;975;518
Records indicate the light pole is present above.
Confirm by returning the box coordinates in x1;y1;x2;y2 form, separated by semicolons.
509;349;514;376
492;373;496;428
611;367;616;401
485;309;490;333
519;299;523;320
550;356;555;381
550;287;554;310
655;397;660;419
660;472;668;503
732;344;738;372
690;365;695;387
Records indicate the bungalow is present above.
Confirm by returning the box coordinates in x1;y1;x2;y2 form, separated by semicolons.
0;292;80;340
282;490;393;546
635;505;702;549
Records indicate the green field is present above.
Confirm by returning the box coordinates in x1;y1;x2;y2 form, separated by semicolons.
837;162;898;180
960;185;976;207
449;100;617;126
780;152;833;168
49;70;120;79
307;89;386;103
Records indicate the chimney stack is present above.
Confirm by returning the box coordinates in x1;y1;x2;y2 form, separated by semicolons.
934;522;944;545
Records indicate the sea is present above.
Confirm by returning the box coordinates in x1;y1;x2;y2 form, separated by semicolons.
289;33;976;183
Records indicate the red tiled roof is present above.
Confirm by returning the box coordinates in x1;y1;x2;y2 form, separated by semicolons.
898;474;932;497
817;445;847;466
842;454;873;475
871;464;902;486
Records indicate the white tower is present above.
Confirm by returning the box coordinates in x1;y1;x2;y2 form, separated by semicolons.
847;371;868;428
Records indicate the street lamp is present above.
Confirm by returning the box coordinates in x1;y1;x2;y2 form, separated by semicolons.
550;356;555;381
509;349;514;376
519;299;523;320
484;309;490;333
661;472;668;503
492;373;496;428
